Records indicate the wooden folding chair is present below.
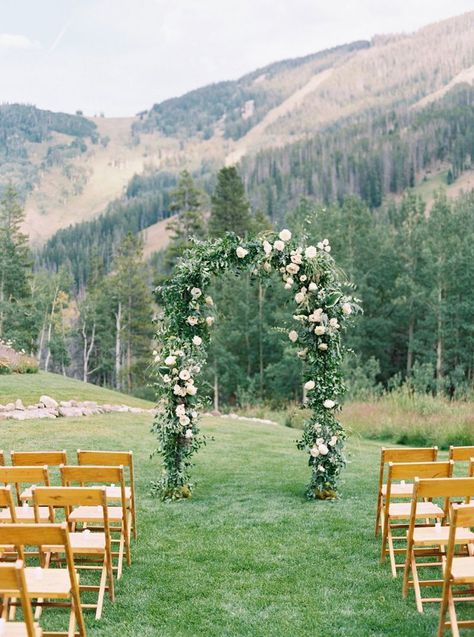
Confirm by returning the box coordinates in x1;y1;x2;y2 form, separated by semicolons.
32;487;114;620
0;560;42;636
11;453;68;504
0;523;86;637
0;468;51;523
403;477;474;612
60;466;130;579
375;446;438;536
77;450;137;539
0;451;5;467
438;503;474;636
381;460;452;577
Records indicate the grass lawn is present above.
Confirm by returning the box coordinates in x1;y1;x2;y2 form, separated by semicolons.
0;371;153;407
0;412;448;636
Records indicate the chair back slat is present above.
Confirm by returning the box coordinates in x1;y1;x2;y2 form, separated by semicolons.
0;465;49;483
61;464;124;485
78;450;132;468
449;446;474;462
381;447;438;463
0;522;67;546
415;477;474;499
11;450;67;466
33;486;107;508
452;503;474;527
389;460;452;481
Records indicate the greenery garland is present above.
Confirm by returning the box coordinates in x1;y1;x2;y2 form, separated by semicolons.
152;229;358;500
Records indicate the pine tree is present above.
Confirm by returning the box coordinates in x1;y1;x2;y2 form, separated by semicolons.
0;185;36;351
164;170;207;270
208;166;252;238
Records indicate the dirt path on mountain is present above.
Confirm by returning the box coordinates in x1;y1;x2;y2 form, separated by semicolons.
225;68;333;165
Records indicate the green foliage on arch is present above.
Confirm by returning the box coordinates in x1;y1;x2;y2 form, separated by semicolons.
152;230;359;500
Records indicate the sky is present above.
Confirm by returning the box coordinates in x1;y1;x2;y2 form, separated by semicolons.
1;0;473;117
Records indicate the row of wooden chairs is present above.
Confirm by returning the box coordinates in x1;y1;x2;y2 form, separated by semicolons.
0;449;139;636
375;445;474;636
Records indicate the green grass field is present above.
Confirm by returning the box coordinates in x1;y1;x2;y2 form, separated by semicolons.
0;371;153;407
0;409;449;636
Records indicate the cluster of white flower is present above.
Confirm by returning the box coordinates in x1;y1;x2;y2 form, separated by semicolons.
317;239;331;253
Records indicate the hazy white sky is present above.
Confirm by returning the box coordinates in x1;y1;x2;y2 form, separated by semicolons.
1;0;473;116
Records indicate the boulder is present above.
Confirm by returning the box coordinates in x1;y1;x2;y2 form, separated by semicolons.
4;403;15;411
40;395;58;409
58;406;84;418
82;401;99;409
10;411;29;420
59;400;72;407
14;399;25;411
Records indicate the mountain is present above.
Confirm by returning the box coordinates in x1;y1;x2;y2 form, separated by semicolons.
0;10;473;253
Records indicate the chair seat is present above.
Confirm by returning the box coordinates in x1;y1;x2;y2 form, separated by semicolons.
413;526;474;546
2;624;42;636
388;501;444;519
0;507;50;522
24;567;73;598
43;532;106;555
68;506;123;523
381;483;414;497
451;557;474;584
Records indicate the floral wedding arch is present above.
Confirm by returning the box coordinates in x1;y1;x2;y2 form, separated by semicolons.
152;229;357;501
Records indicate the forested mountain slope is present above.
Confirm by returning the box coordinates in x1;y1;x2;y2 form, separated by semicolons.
0;10;472;251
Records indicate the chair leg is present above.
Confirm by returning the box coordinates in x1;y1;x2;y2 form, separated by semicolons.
95;562;107;620
375;493;382;536
387;527;397;577
125;517;132;567
402;546;412;598
68;603;76;637
107;554;115;602
411;551;424;613
448;587;460;637
117;533;125;580
438;582;450;637
380;518;389;564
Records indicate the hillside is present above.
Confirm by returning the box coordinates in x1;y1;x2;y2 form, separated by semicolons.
0;10;471;255
0;371;154;407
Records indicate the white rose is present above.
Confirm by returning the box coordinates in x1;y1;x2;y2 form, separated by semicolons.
154;354;160;362
175;404;186;417
185;429;194;439
186;384;197;396
291;253;302;264
323;239;329;246
310;446;320;458
317;241;324;250
308;309;323;323
284;283;292;290
314;325;326;335
295;292;306;304
191;287;202;298
279;229;292;241
325;245;331;253
179;369;191;381
192;335;202;346
318;343;328;351
191;410;198;419
342;302;352;315
173;384;185;396
305;246;317;259
304;380;315;391
206;316;215;326
318;444;329;456
288;330;298;343
164;355;177;366
286;277;294;286
329;318;339;328
162;375;171;383
329;436;338;446
179;416;190;426
263;240;272;255
300;275;307;282
323;399;336;409
205;296;214;306
308;282;318;291
297;349;308;359
236;246;249;258
274;240;285;251
187;316;199;326
263;262;271;272
286;263;299;275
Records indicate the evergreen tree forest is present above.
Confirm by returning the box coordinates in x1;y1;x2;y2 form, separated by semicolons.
3;155;474;404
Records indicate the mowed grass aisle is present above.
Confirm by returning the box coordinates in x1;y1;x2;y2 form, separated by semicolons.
0;414;441;636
